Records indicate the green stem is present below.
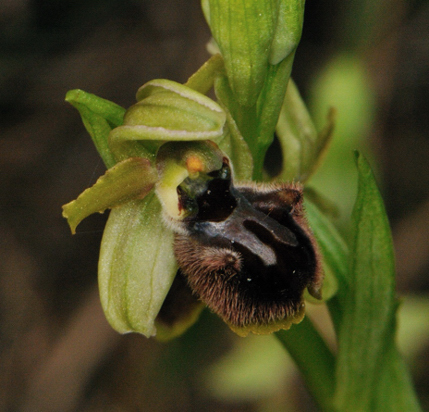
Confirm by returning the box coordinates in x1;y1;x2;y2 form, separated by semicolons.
275;316;336;412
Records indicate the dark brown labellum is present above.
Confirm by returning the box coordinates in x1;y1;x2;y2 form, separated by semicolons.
171;159;323;334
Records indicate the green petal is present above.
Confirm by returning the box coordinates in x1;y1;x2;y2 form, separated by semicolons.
136;79;223;113
65;89;125;168
276;79;335;182
109;80;226;157
184;53;225;95
62;157;158;234
98;193;178;337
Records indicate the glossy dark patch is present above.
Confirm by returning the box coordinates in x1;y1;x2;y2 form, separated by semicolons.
172;163;322;329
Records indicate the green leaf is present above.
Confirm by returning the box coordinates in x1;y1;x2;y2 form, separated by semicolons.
334;152;401;411
62;157;158;234
372;341;422;411
306;157;421;411
276;79;335;182
98;193;177;337
65;89;125;168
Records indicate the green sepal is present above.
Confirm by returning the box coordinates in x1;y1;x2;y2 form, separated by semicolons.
62;157;158;234
65;89;125;168
276;79;335;182
98;193;177;337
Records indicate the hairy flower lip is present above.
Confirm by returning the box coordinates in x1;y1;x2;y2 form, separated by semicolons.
170;155;323;337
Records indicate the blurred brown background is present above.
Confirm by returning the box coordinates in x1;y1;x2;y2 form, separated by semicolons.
1;0;429;411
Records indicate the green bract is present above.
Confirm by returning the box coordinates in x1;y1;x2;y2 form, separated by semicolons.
202;0;304;107
202;1;306;178
276;79;335;182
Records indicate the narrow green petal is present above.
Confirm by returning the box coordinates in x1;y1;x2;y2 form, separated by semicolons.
98;193;177;337
185;53;225;94
65;89;125;168
62;158;157;234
